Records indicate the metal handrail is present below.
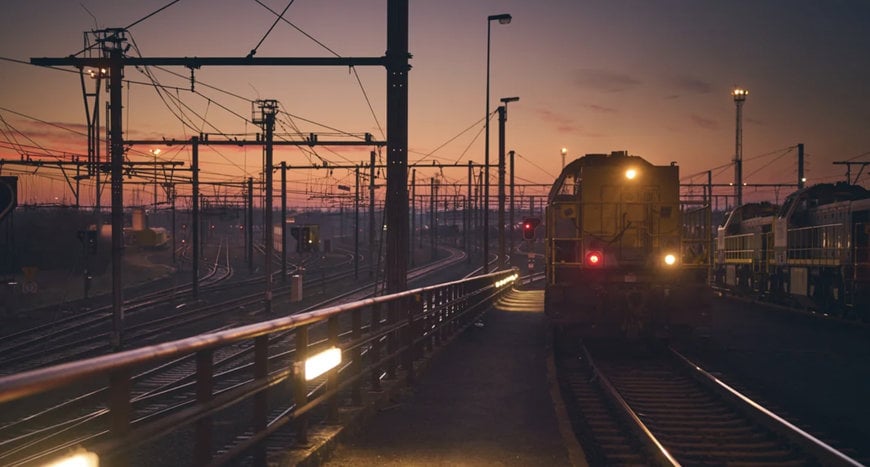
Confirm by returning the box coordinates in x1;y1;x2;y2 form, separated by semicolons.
0;268;518;465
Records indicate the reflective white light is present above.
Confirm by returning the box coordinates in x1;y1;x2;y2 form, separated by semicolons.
664;254;677;266
305;347;341;381
46;451;99;467
625;168;637;180
495;273;518;288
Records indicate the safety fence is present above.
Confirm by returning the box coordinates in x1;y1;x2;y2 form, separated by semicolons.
0;268;518;466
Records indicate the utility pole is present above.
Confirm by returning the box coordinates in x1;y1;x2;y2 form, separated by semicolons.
498;105;506;270
369;151;376;279
430;177;437;260
498;96;518;270
281;161;287;283
509;149;515;262
192;137;200;298
467;161;472;261
253;99;278;314
732;87;748;207
247;177;254;274
410;168;416;266
104;30;125;351
797;143;805;189
385;0;410;294
354;165;360;279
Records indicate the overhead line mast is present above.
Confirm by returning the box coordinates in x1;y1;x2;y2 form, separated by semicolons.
31;0;411;347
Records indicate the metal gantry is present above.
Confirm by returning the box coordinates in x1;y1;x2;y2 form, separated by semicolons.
31;1;410;346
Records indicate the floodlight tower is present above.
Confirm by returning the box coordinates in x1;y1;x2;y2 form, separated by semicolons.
732;87;748;207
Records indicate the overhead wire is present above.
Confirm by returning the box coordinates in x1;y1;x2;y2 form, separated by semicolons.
253;0;385;139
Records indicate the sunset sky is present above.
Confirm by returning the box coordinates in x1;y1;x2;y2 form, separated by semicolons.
1;0;868;208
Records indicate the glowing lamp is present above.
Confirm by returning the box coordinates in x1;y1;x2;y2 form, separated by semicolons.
495;273;518;288
625;168;638;180
663;254;677;266
45;450;99;467
585;250;603;267
305;347;342;381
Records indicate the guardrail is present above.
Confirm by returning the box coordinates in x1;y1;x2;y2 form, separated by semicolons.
0;268;519;466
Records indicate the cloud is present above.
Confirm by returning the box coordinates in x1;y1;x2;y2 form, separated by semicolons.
573;69;641;93
536;108;603;137
690;114;718;130
672;76;713;95
584;104;617;114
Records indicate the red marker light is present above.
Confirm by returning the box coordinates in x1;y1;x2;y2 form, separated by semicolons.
585;250;604;267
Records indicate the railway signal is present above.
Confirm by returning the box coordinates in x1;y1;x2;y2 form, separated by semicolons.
522;217;540;240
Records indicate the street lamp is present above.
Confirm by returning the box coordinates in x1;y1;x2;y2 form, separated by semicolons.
561;147;567;169
498;96;519;269
150;148;161;211
484;12;512;273
732;87;748;207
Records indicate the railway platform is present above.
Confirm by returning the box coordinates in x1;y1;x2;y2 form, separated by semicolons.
304;287;584;466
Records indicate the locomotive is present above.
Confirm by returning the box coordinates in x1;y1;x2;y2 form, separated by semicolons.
544;150;711;337
715;182;870;318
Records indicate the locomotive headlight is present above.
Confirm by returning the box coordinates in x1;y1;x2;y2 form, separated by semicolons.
625;168;638;180
663;253;677;266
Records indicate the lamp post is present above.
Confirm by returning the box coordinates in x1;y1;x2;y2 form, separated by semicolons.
484;12;512;273
561;147;567;170
150;148;161;212
498;96;519;269
732;87;748;207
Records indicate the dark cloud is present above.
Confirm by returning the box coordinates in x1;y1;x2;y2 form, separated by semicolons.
574;69;641;93
584;104;617;114
672;76;713;95
536;108;602;137
690;114;718;130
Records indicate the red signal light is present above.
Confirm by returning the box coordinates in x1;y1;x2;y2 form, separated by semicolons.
585;250;603;267
522;217;540;240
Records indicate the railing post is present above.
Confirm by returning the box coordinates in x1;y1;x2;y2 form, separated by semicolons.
370;303;382;392
253;335;269;465
427;290;437;350
386;300;398;380
327;315;339;423
195;349;214;465
404;295;419;384
351;307;362;405
294;325;309;444
109;368;131;464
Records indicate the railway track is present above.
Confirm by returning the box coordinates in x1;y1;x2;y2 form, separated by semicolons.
0;241;366;375
554;336;862;466
0;246;471;465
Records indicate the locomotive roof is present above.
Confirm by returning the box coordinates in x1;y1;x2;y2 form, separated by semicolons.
786;182;870;205
549;150;674;201
564;150;658;171
735;202;779;220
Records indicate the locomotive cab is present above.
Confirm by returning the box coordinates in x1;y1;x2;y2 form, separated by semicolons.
545;151;710;337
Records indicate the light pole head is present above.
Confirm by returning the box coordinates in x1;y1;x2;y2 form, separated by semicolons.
500;96;520;104
489;13;512;24
561;147;568;155
732;87;748;102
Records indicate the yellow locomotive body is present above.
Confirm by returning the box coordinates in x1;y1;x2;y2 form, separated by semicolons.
545;151;710;337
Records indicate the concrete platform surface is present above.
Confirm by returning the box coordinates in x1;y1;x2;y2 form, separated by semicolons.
323;290;579;466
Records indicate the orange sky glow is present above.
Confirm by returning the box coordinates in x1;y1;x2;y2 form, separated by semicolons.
1;1;868;209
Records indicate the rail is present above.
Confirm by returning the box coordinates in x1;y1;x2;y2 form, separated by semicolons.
0;268;519;466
